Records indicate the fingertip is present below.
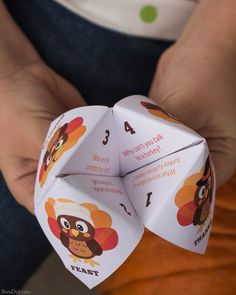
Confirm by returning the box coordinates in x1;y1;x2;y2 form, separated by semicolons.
211;152;235;189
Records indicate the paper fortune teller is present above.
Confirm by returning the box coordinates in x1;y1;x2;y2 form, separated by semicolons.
34;95;216;288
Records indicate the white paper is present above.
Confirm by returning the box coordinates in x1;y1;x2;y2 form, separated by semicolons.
34;95;216;288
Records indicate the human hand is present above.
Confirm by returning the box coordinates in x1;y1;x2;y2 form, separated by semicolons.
0;62;86;213
149;20;236;188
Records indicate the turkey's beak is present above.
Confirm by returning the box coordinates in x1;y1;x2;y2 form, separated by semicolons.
71;229;79;237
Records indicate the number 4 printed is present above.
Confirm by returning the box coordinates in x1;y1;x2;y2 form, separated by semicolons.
124;121;136;134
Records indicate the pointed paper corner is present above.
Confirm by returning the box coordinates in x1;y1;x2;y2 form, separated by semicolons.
34;174;144;289
131;140;215;254
115;95;184;125
58;108;120;177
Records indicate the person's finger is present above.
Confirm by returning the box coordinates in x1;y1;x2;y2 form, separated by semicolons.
206;136;236;187
149;46;175;101
211;152;235;188
0;156;37;214
50;69;87;110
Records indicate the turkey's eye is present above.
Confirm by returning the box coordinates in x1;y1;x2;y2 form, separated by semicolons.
46;154;52;166
76;221;88;233
207;177;211;189
60;217;70;229
199;186;206;199
55;139;64;151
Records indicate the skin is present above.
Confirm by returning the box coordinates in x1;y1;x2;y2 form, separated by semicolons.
149;0;236;188
0;0;235;214
0;1;86;213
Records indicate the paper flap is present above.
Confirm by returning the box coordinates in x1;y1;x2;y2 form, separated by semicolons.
58;108;120;178
35;174;144;288
113;95;203;175
35;106;119;206
124;141;215;254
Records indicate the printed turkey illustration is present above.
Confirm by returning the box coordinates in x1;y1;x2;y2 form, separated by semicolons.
39;117;86;187
45;198;119;266
140;101;182;124
175;157;214;227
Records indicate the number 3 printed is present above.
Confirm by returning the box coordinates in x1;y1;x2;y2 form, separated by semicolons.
103;130;110;145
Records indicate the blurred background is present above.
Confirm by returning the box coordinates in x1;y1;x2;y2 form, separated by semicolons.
24;252;97;295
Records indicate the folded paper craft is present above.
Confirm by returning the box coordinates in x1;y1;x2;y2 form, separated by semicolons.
34;95;216;289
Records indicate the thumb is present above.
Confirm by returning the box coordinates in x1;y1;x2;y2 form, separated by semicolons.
149;61;209;131
49;69;87;110
148;53;235;188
